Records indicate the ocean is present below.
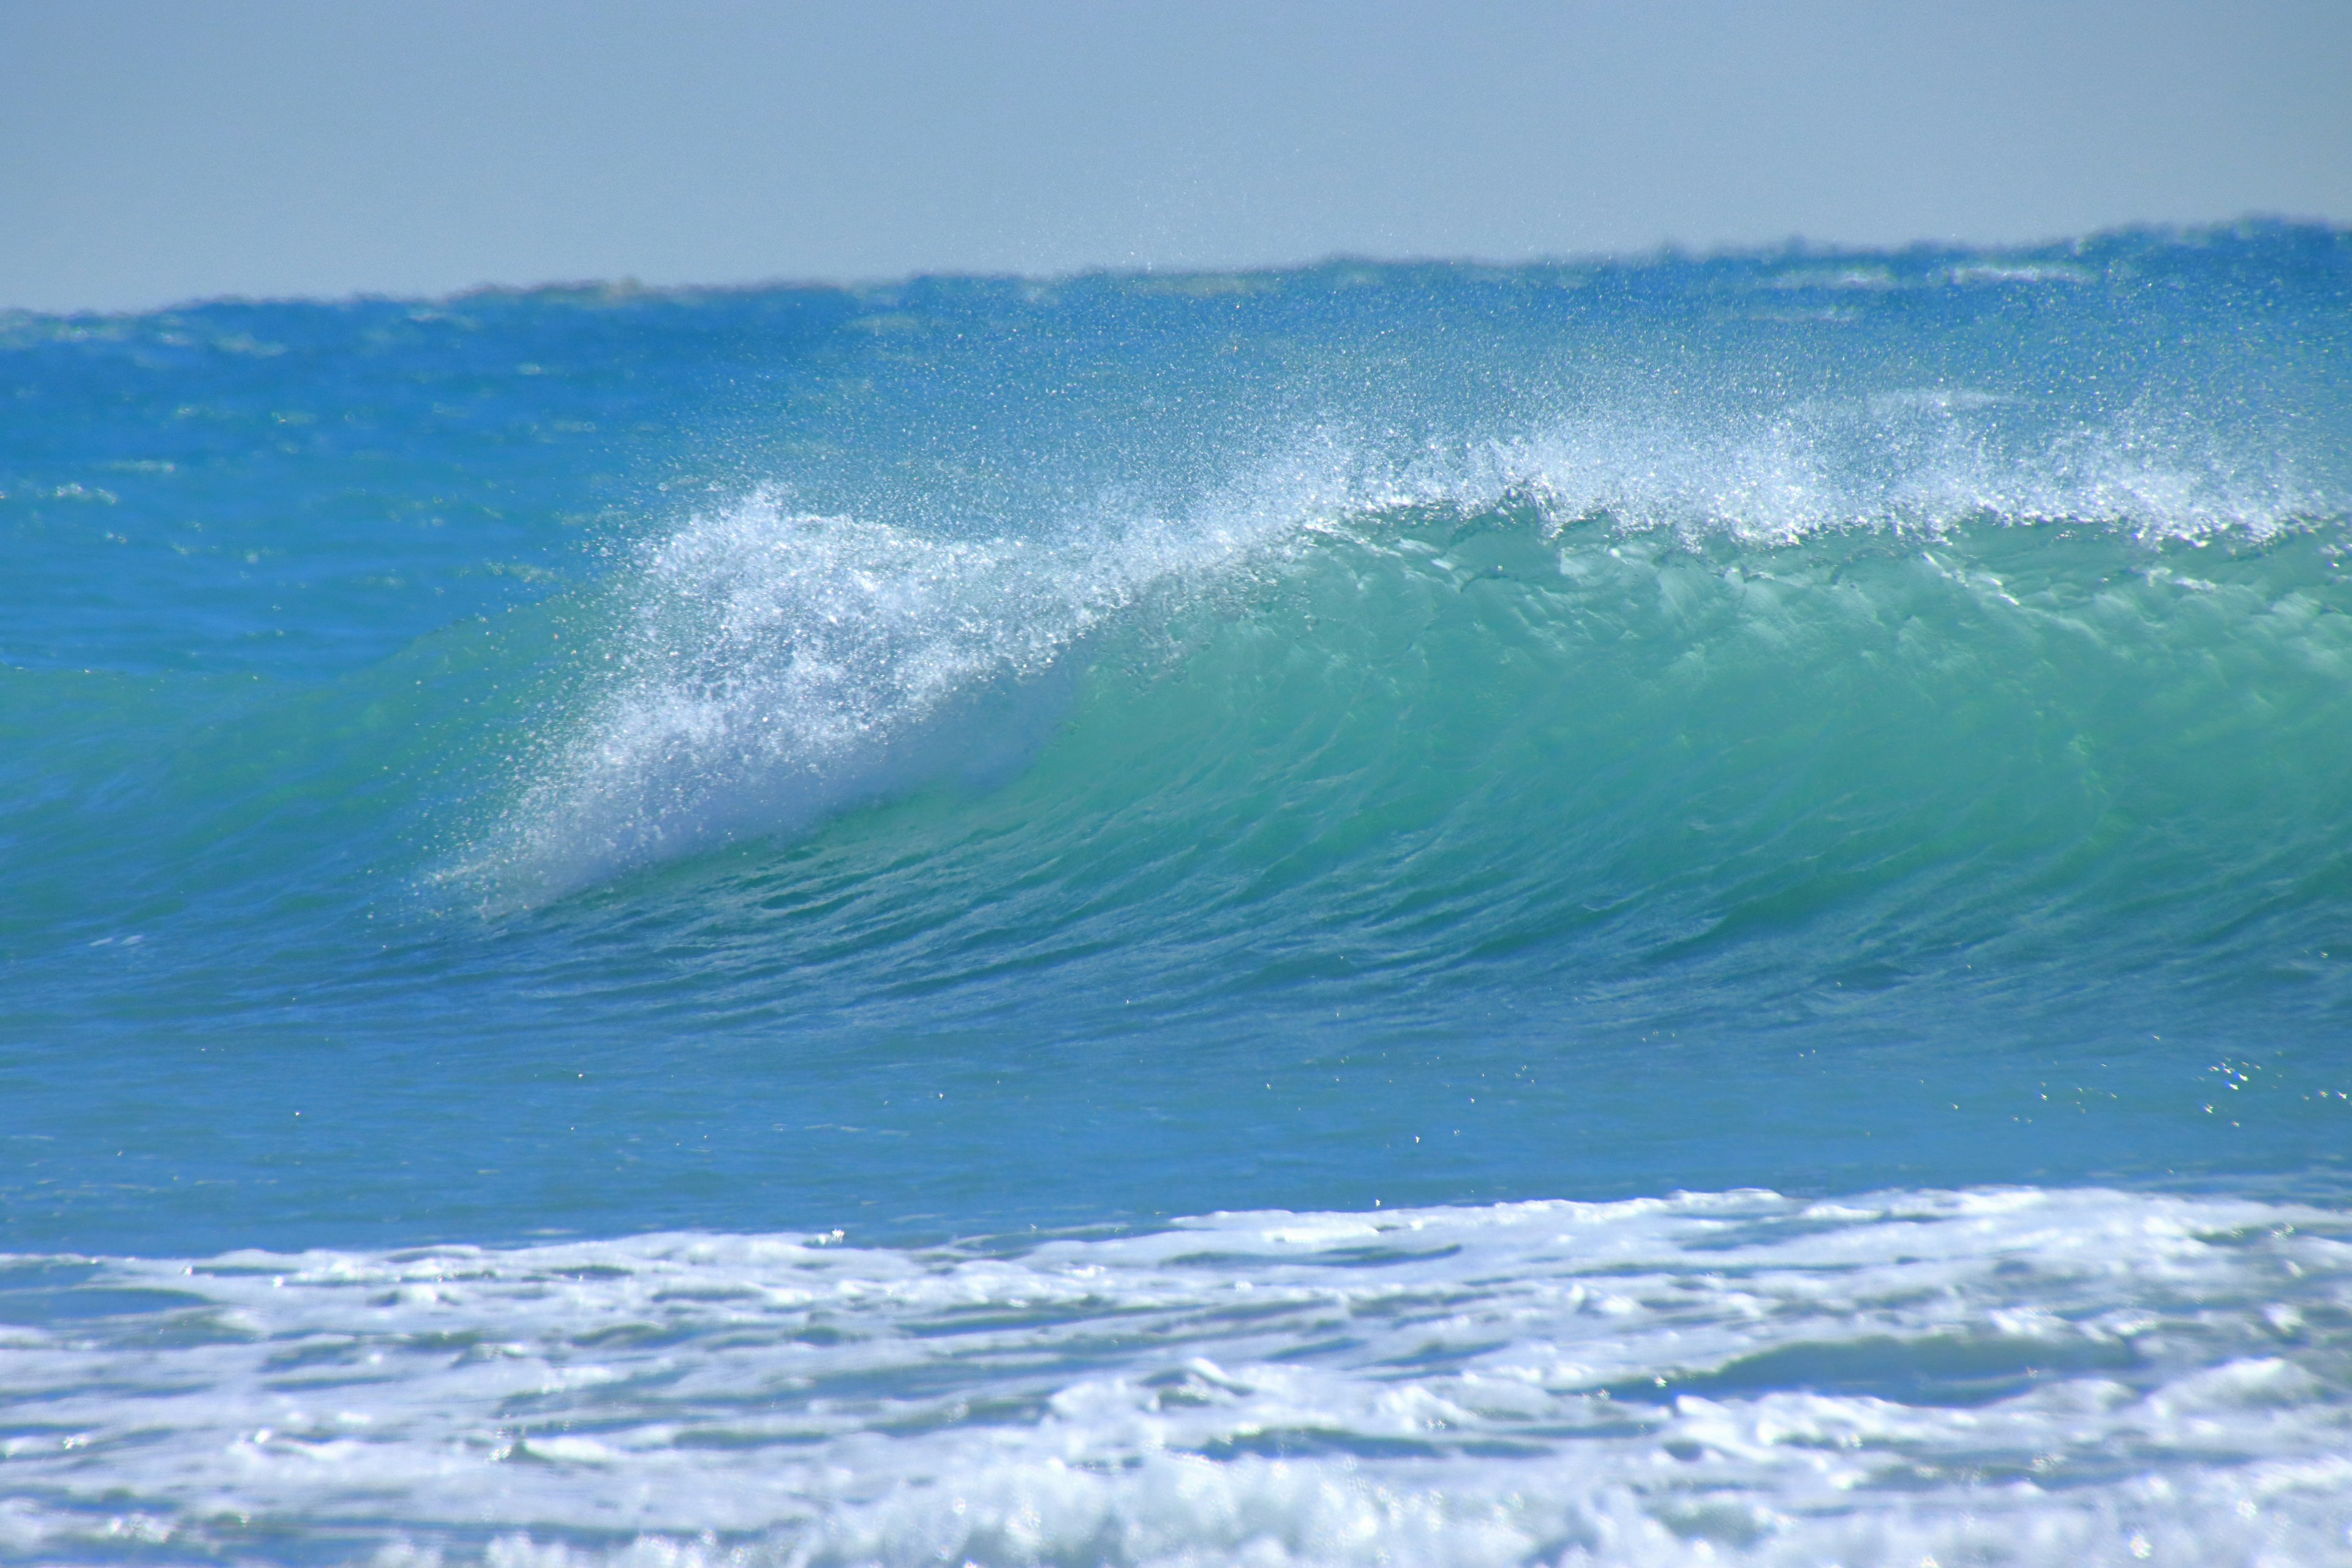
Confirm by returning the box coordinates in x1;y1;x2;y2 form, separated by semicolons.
2;224;2348;1565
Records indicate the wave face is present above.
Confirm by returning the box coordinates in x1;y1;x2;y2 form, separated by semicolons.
5;226;2352;1560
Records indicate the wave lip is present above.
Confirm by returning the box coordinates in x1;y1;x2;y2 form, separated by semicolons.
6;1186;2348;1564
454;486;1292;905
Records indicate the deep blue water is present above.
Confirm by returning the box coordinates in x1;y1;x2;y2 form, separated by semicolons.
3;226;2350;1564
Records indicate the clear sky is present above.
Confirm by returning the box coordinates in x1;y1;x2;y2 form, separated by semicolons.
4;0;2348;313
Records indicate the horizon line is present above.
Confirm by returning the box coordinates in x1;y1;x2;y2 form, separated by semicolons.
7;213;2342;322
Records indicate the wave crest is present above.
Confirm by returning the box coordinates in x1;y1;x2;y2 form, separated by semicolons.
458;395;2344;905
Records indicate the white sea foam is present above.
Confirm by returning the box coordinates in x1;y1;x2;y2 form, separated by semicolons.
1938;263;2099;287
4;1188;2348;1564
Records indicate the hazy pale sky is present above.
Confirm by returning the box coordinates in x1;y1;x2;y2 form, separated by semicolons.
4;0;2348;313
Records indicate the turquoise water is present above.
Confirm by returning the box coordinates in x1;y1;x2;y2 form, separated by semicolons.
4;226;2350;1564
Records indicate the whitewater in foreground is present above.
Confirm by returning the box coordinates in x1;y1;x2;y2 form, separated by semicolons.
7;1189;2350;1565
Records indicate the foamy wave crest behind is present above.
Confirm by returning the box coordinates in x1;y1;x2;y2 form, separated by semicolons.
1458;395;2339;546
4;1189;2348;1566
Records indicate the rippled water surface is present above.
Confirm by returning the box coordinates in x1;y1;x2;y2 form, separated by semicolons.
4;225;2350;1563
